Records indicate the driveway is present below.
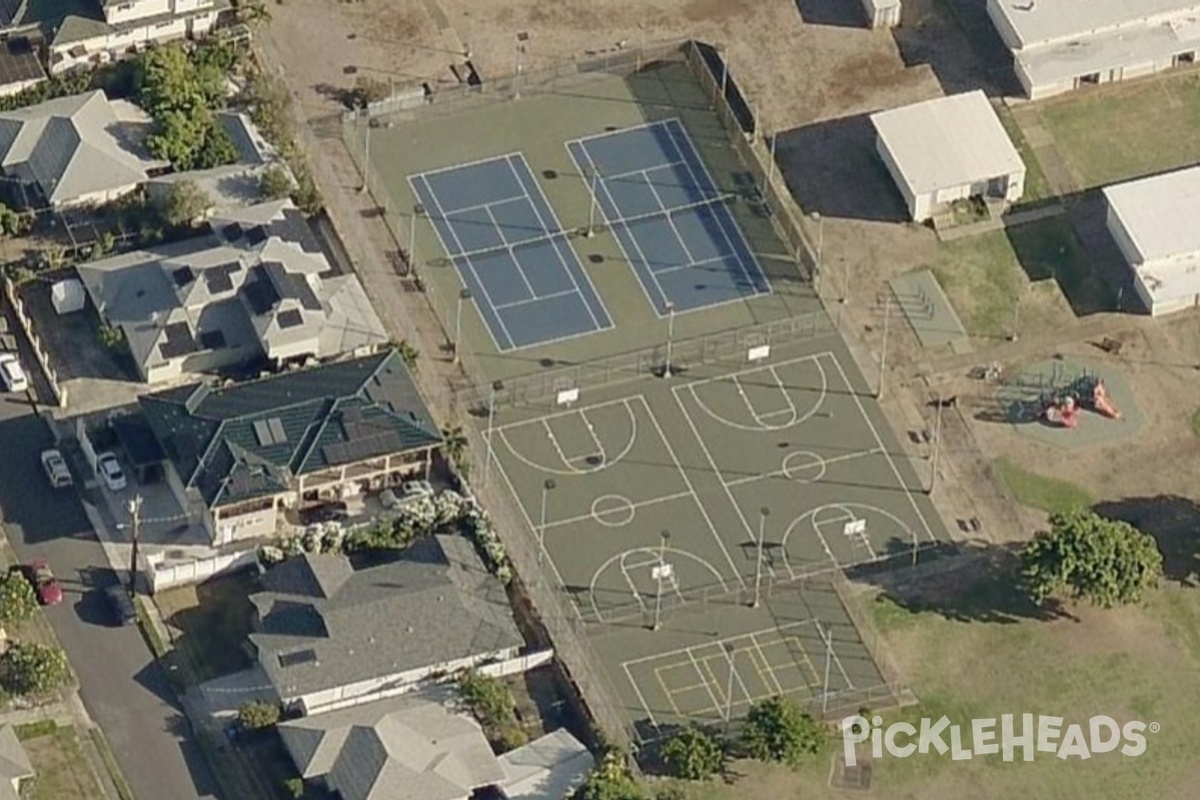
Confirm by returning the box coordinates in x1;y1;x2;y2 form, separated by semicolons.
0;385;220;798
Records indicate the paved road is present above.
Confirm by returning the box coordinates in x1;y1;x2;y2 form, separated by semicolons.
0;386;220;799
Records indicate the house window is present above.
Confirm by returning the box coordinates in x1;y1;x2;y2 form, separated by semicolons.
156;20;174;29
116;2;133;9
278;649;318;668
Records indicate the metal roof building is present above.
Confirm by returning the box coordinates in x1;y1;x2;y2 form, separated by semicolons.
871;91;1026;223
987;0;1200;98
1104;165;1200;316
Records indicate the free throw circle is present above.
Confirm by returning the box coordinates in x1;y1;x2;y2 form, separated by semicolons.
592;494;636;527
781;450;827;483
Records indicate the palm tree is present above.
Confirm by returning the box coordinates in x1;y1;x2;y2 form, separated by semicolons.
441;425;469;477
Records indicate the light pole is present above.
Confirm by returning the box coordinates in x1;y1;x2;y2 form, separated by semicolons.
126;495;142;598
763;131;777;195
877;292;891;399
723;642;736;733
484;380;503;486
929;396;945;495
586;166;600;238
454;288;472;365
818;620;834;717
409;204;425;278
359;107;371;194
538;478;555;567
1010;294;1021;342
514;32;529;99
753;506;769;608
662;301;676;378
652;530;671;631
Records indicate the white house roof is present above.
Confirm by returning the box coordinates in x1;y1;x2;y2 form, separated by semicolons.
871;91;1024;196
498;729;594;800
991;0;1200;49
1105;165;1200;306
1014;11;1200;88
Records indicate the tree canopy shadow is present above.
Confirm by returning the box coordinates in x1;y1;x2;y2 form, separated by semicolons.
1093;495;1200;587
848;542;1076;625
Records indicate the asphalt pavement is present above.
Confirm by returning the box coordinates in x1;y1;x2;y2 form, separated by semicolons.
0;390;220;800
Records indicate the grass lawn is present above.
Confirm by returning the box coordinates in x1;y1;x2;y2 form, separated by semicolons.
153;570;260;684
992;457;1095;514
1037;73;1200;189
929;216;1107;338
995;104;1053;202
1190;407;1200;438
23;726;106;800
661;572;1200;800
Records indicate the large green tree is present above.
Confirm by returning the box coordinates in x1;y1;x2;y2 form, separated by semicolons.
0;570;37;625
660;725;723;780
575;750;645;800
0;643;71;696
1021;509;1163;608
160;179;212;228
456;669;516;729
741;696;824;765
237;700;281;730
137;43;237;171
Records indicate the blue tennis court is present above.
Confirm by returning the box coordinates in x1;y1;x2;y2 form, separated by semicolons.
566;118;771;315
410;154;613;351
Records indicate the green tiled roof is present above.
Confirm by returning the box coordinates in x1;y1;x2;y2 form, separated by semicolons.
139;351;441;508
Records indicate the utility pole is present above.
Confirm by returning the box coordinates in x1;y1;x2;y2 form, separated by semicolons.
929;397;945;495
818;620;833;717
484;381;502;486
127;495;142;598
359;110;371;194
538;479;555;567
409;204;424;279
662;301;676;378
652;530;671;631
723;643;736;734
454;288;471;365
586;167;600;238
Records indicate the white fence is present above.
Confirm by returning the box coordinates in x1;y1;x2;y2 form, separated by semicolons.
1;274;66;407
477;648;555;679
147;548;261;593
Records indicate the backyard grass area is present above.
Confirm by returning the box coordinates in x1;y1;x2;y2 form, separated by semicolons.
22;725;106;800
992;457;1095;514
1036;73;1200;189
153;569;260;684
662;573;1200;800
1190;407;1200;438
995;104;1053;202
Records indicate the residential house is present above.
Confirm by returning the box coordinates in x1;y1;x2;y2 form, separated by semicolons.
250;536;524;714
0;38;46;98
1104;165;1200;316
77;199;387;383
138;349;442;544
871;90;1025;223
49;0;227;75
0;725;33;800
279;689;592;800
987;0;1200;99
0;89;161;209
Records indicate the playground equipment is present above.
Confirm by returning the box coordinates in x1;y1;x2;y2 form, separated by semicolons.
1039;376;1122;428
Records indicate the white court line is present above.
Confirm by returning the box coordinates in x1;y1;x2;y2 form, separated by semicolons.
411;150;528;182
601;158;692;183
700;649;755;714
484;203;536;298
828;355;938;543
722;447;883;488
671;385;767;582
493;290;579;310
684;650;725;718
684;350;831;388
732;365;797;429
748;632;786;696
412;173;516;347
661;118;769;297
643;175;699;266
442;194;530;218
493;395;632;432
569;141;671;312
487;428;587;625
622;620;816;667
624;662;662;729
640;396;746;590
541;490;693;531
652;254;735;277
504;154;613;332
500;397;635;477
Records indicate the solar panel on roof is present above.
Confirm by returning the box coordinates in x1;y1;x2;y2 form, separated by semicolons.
267;417;287;444
278;649;318;668
204;262;241;295
199;330;226;350
172;267;194;287
222;223;245;241
246;226;269;245
277;308;304;329
158;322;198;359
252;419;273;446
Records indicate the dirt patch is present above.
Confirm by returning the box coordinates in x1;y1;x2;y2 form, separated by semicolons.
1048;602;1175;662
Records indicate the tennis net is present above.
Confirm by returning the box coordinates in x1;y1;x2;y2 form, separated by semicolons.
600;190;741;231
432;229;576;266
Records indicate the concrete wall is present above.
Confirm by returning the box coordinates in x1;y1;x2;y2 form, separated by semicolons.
214;501;279;545
50;11;216;75
875;135;923;220
861;0;901;29
1104;203;1143;268
148;547;259;593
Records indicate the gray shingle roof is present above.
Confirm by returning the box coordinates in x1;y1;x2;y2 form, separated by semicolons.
279;688;505;800
0;725;32;800
251;536;523;702
0;90;153;205
76;199;387;379
138;349;441;508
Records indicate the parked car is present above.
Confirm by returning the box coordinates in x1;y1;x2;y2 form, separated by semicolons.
400;479;435;498
299;501;348;526
104;584;137;626
23;559;63;606
0;352;28;393
40;449;73;489
96;452;127;491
